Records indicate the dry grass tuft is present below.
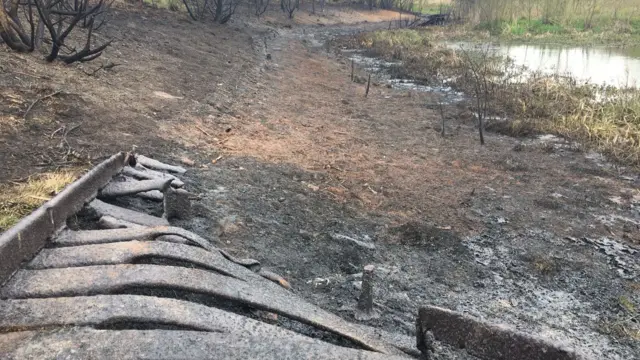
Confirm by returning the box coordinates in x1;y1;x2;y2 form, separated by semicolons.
604;296;640;341
0;171;79;232
347;29;640;166
531;256;558;275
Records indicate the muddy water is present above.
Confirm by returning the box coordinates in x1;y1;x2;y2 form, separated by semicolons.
449;42;640;88
344;50;466;102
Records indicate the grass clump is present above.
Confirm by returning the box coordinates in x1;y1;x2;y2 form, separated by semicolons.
360;30;434;57
357;29;462;79
601;295;640;341
0;171;79;232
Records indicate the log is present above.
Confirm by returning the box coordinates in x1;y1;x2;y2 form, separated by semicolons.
53;225;215;251
138;190;164;201
136;155;187;174
219;249;261;272
99;178;172;199
88;199;169;227
122;166;184;188
97;216;145;229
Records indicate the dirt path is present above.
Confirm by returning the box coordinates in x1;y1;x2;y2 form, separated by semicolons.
1;5;639;359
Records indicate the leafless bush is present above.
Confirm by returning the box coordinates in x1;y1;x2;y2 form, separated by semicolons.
0;0;112;63
458;45;521;145
250;0;269;17
280;0;298;19
183;0;240;23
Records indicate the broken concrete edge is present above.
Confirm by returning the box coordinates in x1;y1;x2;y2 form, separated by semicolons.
416;305;590;360
0;152;130;286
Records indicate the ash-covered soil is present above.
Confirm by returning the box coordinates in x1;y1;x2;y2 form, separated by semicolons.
178;154;638;359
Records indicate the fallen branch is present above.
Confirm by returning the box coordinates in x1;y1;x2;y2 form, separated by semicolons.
195;125;211;137
83;62;121;76
211;155;223;164
24;90;62;120
330;233;375;250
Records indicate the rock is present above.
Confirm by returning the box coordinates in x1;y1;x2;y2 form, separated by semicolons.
352;281;362;290
311;277;331;289
180;157;195;166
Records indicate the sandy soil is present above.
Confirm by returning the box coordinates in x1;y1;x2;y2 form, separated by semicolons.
1;3;639;359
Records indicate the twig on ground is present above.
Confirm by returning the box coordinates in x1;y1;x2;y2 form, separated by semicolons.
84;63;122;76
24;91;63;120
8;71;46;79
196;125;212;137
211;155;223;164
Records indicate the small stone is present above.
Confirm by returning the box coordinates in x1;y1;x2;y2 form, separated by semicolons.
312;277;330;288
180;157;195;166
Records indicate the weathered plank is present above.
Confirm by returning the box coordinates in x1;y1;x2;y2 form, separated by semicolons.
0;328;407;360
1;265;410;356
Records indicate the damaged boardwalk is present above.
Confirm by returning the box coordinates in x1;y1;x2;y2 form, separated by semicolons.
0;152;412;359
0;152;589;359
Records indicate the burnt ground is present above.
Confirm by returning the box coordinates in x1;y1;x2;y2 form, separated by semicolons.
1;3;640;359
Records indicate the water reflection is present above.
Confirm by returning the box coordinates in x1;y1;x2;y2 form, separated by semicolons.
448;43;640;88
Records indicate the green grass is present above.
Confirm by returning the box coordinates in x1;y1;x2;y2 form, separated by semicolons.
413;4;450;15
451;0;640;45
477;17;640;38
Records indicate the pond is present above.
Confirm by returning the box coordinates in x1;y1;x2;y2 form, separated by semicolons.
447;42;640;88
